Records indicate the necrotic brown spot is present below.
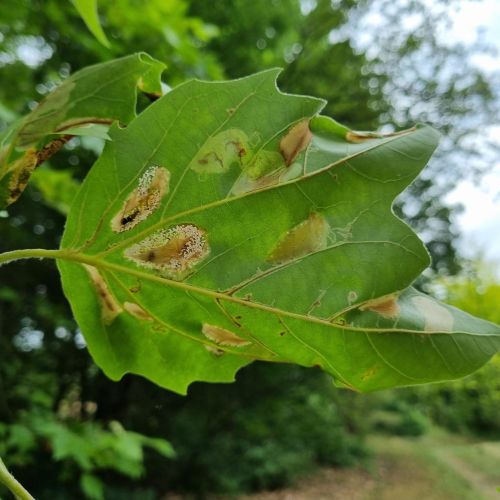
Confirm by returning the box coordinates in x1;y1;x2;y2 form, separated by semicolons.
268;212;330;265
359;294;400;319
83;264;122;324
280;120;313;166
111;165;170;233
125;223;209;279
201;323;251;347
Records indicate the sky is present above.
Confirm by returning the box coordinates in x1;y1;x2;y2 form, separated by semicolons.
444;0;500;271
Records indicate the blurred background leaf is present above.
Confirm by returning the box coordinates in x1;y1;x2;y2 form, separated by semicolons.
72;0;110;48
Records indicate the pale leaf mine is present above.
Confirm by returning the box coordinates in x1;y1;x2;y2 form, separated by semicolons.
125;224;209;278
279;119;313;166
83;264;122;324
268;213;330;265
124;301;153;321
202;323;251;347
111;165;170;232
412;296;454;332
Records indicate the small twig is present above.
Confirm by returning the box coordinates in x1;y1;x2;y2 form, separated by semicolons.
0;456;35;500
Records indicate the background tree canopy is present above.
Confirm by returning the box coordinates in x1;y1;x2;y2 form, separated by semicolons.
0;1;499;498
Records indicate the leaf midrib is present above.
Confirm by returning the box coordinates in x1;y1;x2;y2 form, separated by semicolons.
55;249;499;338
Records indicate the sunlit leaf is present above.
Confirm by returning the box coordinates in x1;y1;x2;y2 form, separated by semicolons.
57;69;500;394
72;0;110;48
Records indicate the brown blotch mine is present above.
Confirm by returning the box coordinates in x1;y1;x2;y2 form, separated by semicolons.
268;212;330;265
111;165;170;233
202;323;251;347
345;131;379;143
359;294;400;319
280;119;313;166
6;150;38;205
123;301;153;321
83;264;122;324
125;223;209;279
345;127;416;144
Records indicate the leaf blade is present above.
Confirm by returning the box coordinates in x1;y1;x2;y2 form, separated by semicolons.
58;70;500;393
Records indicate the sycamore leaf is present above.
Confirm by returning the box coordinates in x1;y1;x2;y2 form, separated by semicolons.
57;69;500;394
0;53;165;208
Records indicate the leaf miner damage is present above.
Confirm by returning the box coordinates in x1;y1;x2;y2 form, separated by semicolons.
111;165;170;232
279;119;312;166
202;323;251;347
412;296;454;332
268;212;330;265
359;294;400;319
125;223;209;279
83;264;122;324
124;301;153;321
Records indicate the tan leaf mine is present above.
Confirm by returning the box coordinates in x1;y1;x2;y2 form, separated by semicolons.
83;264;123;324
412;296;454;332
359;294;400;319
111;165;170;232
204;345;225;356
345;127;416;144
201;323;251;347
279;120;313;166
345;131;380;143
268;212;330;265
125;223;209;279
123;301;153;321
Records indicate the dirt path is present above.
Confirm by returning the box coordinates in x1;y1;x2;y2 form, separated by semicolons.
241;435;500;500
436;448;500;500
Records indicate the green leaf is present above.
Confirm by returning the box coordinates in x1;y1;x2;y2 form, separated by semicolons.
72;0;110;48
0;53;165;208
57;69;500;394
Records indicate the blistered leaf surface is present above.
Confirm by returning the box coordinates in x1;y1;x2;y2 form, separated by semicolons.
57;70;500;394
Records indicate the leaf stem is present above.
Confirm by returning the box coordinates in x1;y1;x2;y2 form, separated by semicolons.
0;248;65;267
0;456;35;500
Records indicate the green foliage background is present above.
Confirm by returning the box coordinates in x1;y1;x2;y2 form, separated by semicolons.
0;0;499;498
